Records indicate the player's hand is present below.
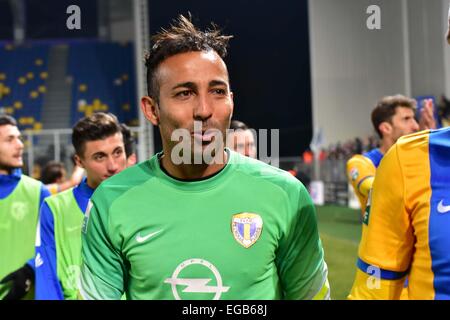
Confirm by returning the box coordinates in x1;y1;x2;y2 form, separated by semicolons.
0;264;34;300
419;99;436;130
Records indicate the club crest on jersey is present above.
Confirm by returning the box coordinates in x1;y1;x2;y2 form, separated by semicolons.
11;201;29;221
231;213;263;248
350;168;359;181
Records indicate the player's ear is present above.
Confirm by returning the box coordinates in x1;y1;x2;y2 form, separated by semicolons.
141;96;160;126
73;154;84;169
379;122;392;136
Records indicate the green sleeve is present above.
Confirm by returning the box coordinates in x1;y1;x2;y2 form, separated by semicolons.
276;184;330;300
79;198;125;300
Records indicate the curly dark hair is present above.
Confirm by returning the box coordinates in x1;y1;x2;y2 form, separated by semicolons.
145;14;233;102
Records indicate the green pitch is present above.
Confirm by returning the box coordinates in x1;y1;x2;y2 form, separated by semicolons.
315;205;362;300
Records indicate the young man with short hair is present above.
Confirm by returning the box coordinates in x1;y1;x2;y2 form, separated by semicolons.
0;115;50;300
346;94;432;215
35;112;127;299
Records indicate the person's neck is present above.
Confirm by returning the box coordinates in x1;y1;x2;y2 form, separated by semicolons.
86;178;98;190
0;167;13;175
160;150;228;180
379;137;394;155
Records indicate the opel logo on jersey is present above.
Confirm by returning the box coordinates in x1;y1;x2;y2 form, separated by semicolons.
164;259;230;300
231;213;263;248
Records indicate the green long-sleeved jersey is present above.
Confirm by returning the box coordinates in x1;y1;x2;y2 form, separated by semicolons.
79;150;329;300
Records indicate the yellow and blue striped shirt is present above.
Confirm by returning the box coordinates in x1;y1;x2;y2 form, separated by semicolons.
349;128;450;299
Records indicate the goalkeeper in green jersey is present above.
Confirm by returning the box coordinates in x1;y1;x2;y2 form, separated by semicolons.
79;14;330;300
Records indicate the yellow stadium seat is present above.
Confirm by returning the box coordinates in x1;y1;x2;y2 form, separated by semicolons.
19;117;28;125
79;84;88;92
33;122;43;131
79;99;109;117
130;119;139;126
0;83;11;98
